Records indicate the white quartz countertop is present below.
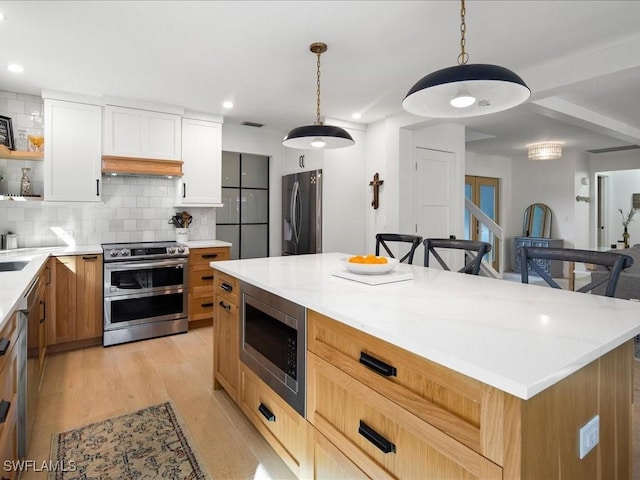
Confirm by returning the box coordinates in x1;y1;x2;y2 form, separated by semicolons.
211;252;640;400
0;245;102;329
181;240;232;249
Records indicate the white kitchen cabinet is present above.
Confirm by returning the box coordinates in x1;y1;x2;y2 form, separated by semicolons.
103;105;182;161
176;117;222;206
284;146;323;174
43;98;102;202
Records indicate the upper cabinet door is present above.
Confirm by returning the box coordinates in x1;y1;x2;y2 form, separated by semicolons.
44;99;102;202
176;117;222;206
103;105;181;161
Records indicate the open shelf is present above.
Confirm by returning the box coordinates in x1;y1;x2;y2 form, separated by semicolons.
0;144;44;161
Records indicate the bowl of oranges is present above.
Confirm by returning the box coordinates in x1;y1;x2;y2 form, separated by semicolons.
343;254;399;275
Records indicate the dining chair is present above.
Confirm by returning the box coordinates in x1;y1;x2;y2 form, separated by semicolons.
518;246;633;297
423;238;492;275
375;233;423;264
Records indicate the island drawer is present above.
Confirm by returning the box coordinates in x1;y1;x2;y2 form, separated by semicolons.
190;247;230;265
239;363;309;478
0;312;18;376
213;271;239;306
308;310;504;458
307;353;502;480
0;313;18;468
311;425;370;479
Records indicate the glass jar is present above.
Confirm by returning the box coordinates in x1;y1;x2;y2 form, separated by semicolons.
15;130;28;152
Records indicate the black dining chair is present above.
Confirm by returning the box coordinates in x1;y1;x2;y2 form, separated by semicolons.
423;238;492;275
518;246;633;297
375;233;423;264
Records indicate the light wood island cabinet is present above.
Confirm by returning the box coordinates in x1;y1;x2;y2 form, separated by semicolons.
213;270;240;402
209;264;635;480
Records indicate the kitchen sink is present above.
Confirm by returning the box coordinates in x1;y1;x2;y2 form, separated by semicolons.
0;261;29;272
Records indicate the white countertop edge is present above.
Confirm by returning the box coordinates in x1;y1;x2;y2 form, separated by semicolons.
210;254;640;401
181;240;232;248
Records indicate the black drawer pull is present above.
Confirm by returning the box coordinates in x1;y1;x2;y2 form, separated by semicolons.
359;352;397;377
0;338;9;356
82;255;98;260
201;275;214;281
202;254;218;259
218;301;231;311
358;420;396;454
0;400;10;424
258;402;276;422
201;302;214;308
220;282;233;292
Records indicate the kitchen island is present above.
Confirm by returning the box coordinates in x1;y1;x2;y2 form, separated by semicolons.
212;252;640;479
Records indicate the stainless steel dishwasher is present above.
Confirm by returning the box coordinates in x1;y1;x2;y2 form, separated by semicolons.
16;275;40;458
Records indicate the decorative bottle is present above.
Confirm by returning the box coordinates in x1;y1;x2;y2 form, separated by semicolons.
20;168;32;196
623;226;630;248
15;130;28;152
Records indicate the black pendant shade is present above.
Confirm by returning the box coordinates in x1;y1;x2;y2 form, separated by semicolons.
402;63;530;118
282;124;354;149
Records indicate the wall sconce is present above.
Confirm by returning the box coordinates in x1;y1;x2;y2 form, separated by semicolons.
528;142;563;161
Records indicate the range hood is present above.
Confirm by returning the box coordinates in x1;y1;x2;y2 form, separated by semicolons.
102;155;183;177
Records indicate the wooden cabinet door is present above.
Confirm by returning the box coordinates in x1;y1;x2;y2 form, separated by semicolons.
76;254;103;340
178;118;222;206
50;256;77;345
43;99;102;202
213;294;239;401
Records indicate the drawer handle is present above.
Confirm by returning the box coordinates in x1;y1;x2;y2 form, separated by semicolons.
358;420;396;454
258;402;276;422
218;301;231;311
359;352;397;377
82;255;98;260
0;338;9;356
0;400;10;424
201;302;214;308
220;282;233;292
202;254;218;259
201;275;214;281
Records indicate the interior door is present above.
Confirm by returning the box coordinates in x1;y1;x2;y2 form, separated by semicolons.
465;175;500;270
413;148;455;267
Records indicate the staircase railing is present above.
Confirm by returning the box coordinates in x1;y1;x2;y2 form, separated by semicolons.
465;198;503;278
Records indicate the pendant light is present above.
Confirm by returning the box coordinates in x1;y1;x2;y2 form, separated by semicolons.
282;42;354;149
402;0;530;118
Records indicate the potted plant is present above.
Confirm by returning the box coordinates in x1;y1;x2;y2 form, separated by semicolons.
618;208;636;248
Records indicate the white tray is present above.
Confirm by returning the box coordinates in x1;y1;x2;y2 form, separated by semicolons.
332;269;413;285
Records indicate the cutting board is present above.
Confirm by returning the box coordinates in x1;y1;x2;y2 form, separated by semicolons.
332;269;413;285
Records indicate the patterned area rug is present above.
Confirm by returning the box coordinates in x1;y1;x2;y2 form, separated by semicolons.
49;402;210;480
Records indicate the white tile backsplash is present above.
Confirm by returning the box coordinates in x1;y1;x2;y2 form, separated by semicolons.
0;174;217;248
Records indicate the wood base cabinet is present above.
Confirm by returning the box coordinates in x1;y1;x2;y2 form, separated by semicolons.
0;313;19;479
189;247;229;323
48;254;103;349
213;270;239;401
240;363;311;479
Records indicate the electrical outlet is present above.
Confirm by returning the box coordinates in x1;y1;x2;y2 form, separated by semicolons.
578;415;599;459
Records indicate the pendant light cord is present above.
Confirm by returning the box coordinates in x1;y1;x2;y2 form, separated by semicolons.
457;0;469;65
316;50;323;125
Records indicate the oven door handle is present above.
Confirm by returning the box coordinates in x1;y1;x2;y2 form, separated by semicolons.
105;259;187;271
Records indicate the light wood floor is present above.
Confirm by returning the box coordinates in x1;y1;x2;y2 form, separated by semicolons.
21;327;640;479
22;326;296;480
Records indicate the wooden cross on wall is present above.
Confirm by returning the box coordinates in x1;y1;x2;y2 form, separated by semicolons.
369;172;384;209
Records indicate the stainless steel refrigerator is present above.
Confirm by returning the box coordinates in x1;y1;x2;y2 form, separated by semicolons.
282;170;322;255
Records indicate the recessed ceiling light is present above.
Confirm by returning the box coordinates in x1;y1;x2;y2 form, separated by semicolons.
351;113;362;120
7;64;24;73
222;101;233;109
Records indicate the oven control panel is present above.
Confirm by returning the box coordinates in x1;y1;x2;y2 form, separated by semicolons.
103;243;189;261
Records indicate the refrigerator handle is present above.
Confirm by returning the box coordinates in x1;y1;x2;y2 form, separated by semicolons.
292;180;301;247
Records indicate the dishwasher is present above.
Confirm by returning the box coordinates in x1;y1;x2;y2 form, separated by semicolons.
16;275;40;458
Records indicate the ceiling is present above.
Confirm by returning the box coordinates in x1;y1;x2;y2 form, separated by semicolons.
1;0;639;159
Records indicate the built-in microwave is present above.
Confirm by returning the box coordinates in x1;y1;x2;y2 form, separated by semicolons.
240;281;306;417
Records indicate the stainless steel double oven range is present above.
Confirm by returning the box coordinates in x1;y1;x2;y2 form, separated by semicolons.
102;241;189;346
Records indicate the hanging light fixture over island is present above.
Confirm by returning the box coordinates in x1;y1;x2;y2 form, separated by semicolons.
402;0;530;118
282;42;354;150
